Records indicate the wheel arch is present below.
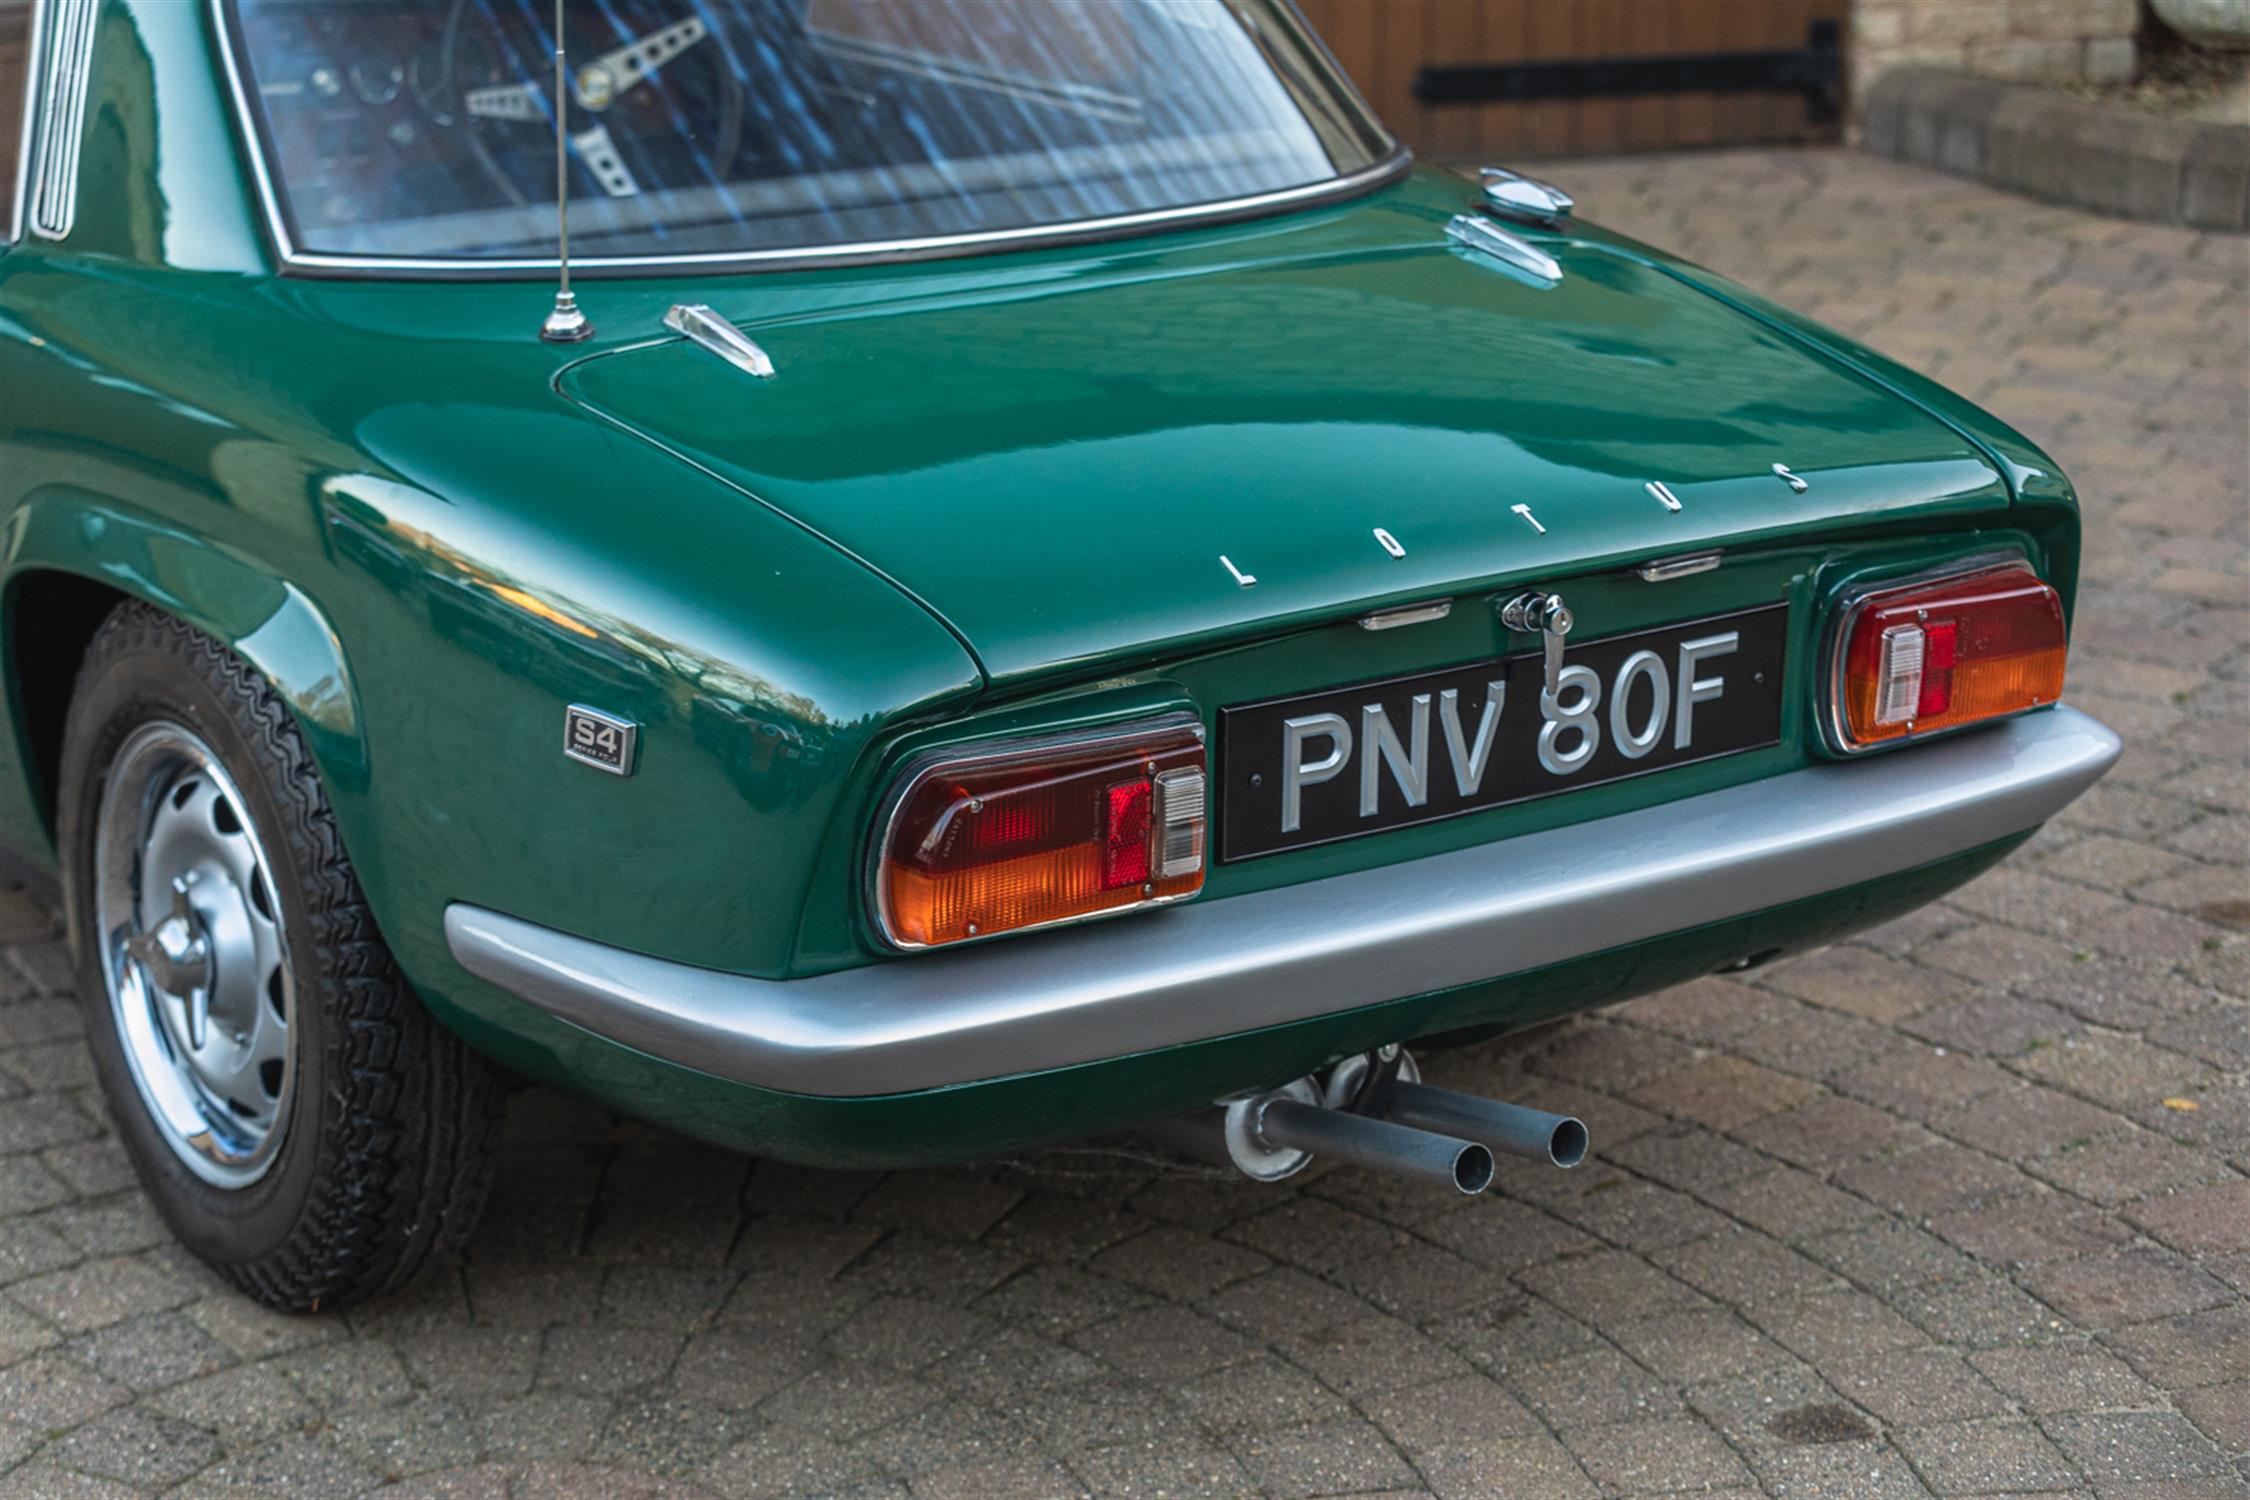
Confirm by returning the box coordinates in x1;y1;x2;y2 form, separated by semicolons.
2;498;368;852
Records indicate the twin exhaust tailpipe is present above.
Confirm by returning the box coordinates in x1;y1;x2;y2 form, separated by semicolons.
1151;1049;1588;1194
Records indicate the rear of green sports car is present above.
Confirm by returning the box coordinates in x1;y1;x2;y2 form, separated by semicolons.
0;0;2114;1305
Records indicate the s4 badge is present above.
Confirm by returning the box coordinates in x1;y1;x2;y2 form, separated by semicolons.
564;705;637;776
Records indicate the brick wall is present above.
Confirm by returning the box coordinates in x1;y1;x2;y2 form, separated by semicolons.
1853;0;2141;108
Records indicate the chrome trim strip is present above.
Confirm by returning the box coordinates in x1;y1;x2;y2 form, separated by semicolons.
6;0;48;242
26;0;93;240
1635;551;1722;583
1444;212;1562;283
207;0;1411;280
1357;601;1452;631
449;706;2118;1098
663;303;775;378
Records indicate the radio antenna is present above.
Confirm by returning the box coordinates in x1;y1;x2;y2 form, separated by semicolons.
539;0;592;342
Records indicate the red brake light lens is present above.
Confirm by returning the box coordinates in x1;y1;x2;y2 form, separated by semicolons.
875;720;1207;949
1834;561;2067;750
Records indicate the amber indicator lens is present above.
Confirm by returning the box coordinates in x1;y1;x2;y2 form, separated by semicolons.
1838;562;2067;748
878;722;1207;949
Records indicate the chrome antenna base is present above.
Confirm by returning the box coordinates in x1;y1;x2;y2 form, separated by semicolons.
541;290;594;343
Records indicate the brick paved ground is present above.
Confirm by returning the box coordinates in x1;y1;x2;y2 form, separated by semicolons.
2;149;2245;1499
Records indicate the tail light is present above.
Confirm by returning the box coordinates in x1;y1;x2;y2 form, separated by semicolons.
873;718;1207;950
1831;559;2067;751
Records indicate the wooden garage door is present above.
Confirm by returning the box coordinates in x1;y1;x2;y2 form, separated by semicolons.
1297;0;1850;161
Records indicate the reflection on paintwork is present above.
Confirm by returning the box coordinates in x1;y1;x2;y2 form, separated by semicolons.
318;473;834;813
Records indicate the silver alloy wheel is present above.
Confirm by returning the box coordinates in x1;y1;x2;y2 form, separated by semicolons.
95;722;296;1188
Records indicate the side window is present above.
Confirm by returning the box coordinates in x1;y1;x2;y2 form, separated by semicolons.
0;0;30;242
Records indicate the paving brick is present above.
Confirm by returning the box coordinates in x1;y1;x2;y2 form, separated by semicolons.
2023;1247;2234;1331
2151;1003;2250;1073
1830;1347;2013;1428
2033;1133;2235;1207
1746;1287;1930;1366
1894;1418;2082;1494
2106;1303;2250;1391
1747;1436;1931;1498
1628;1053;1830;1132
1360;1372;1539;1451
1603;1123;1772;1197
1612;976;1790;1046
1803;1219;1981;1291
1731;1096;1925;1172
1520;1247;1712;1322
1160;1353;1347;1440
1532;1026;1700;1094
1949;865;2130;940
1931;1193;2134;1267
1506;1345;1684;1429
1424;1301;1589;1384
1417;1433;1600;1500
2017;957;2216;1032
1604;1306;1792;1384
1233;1416;1419;1495
1417;1202;1594;1276
1701;1166;1888;1243
1837;1044;2021;1121
1836;1141;2035;1218
2044;1410;2236;1484
1727;1006;1899;1081
2127;1178;2250;1257
1893;1275;2073;1350
1939;1085;2129;1160
68;1311;233;1393
1917;923;2083;986
146;1363;316;1450
1637;1234;1823;1310
1764;947;1961;1023
1972;1343;2161;1414
2177;1380;2250;1457
757;1365;942;1446
1069;1438;1257;1499
1539;1179;1730;1254
1069;1304;1257;1386
0;1351;128;1432
1560;1417;1753;1493
49;1404;223;1488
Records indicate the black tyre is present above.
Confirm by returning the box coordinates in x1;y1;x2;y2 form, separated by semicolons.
58;602;502;1310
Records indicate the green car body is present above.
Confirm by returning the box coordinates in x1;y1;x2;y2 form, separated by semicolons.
2;0;2114;1169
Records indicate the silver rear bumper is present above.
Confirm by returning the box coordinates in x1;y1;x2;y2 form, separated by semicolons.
447;706;2117;1099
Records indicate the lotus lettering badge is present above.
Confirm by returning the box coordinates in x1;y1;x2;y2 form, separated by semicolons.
564;706;637;776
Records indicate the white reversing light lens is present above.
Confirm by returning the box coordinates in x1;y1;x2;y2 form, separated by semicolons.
1875;623;1926;725
1155;767;1207;878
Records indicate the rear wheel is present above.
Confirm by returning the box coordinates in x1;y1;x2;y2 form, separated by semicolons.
60;603;502;1310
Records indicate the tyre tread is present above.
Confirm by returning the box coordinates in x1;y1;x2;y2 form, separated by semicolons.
73;604;502;1310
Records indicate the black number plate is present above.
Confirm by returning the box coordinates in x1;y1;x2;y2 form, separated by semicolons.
1219;604;1787;861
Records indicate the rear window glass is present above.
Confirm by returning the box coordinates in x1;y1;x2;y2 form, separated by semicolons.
222;0;1396;265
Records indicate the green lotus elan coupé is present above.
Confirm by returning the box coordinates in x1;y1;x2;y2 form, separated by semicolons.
0;0;2118;1310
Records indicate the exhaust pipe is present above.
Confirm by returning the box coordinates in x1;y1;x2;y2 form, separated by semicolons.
1385;1081;1589;1168
1255;1098;1494;1195
1150;1050;1585;1191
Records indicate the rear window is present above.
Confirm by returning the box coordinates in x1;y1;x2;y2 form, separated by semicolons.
221;0;1397;267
